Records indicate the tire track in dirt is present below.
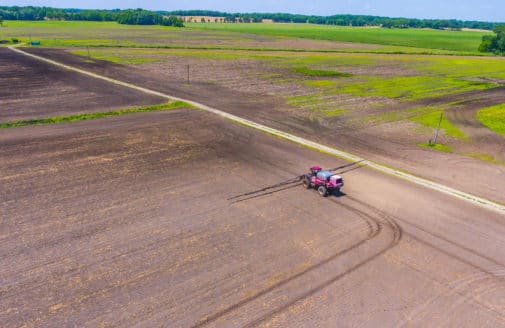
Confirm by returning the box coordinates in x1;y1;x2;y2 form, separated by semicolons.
392;234;505;327
190;195;401;327
235;197;402;328
445;91;505;161
9;45;505;216
345;196;505;327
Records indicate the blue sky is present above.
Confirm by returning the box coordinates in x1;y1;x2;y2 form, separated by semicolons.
2;0;504;22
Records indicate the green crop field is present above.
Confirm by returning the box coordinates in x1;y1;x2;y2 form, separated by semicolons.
0;20;252;48
188;22;492;54
0;20;494;55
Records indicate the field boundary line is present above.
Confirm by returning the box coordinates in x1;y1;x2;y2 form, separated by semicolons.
9;45;505;216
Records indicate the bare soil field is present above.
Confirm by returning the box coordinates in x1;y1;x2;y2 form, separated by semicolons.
22;47;505;204
0;47;164;122
2;107;505;327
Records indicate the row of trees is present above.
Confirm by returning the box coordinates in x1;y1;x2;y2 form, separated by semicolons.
1;6;501;31
479;25;505;54
0;6;116;21
0;6;184;27
167;10;500;30
116;9;184;27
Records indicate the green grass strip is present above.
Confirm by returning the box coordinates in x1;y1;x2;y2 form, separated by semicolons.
0;101;190;128
477;103;505;136
292;67;352;77
410;108;467;139
418;142;453;153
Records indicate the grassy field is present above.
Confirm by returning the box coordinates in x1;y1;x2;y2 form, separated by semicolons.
0;102;189;128
477;104;505;135
0;20;494;55
410;108;467;139
188;22;492;53
0;20;249;48
418;142;453;152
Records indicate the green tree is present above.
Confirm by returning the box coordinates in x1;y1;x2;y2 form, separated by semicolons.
161;15;184;27
0;16;3;26
479;25;505;54
117;9;161;25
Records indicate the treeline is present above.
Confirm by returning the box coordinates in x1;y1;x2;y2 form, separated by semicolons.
479;25;505;54
167;10;500;30
0;6;183;27
0;6;501;30
0;6;117;21
117;9;183;26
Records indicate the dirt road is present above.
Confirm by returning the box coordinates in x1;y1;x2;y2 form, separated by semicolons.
1;108;504;327
18;47;505;205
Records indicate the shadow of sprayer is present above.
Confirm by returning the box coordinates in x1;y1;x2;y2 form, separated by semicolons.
228;160;365;203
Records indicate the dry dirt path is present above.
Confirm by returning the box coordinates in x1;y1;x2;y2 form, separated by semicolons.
1;109;504;327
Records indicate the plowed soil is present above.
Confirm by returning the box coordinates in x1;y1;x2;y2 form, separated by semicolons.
0;47;164;122
2;109;505;327
22;47;505;204
2;47;505;327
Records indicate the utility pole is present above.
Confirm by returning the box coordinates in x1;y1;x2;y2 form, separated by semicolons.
187;64;190;84
87;46;91;59
430;113;443;146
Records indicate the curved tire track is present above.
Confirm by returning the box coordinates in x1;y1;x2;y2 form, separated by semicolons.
238;197;402;327
191;198;383;327
191;195;402;327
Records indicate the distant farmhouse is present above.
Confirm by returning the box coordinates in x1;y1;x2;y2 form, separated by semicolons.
178;16;273;23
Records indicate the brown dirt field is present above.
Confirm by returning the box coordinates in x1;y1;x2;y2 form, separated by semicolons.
0;47;164;122
2;108;505;327
21;47;505;204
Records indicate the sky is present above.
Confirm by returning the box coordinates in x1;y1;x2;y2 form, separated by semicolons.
2;0;504;22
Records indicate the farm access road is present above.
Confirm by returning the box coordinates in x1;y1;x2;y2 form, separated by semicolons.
9;45;505;215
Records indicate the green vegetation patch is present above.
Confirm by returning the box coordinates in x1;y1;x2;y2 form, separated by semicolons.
0;101;190;128
323;109;347;116
1;20;497;55
304;80;337;88
466;152;501;164
72;49;164;64
418;142;453;152
287;94;347;116
401;55;505;80
477;103;505;135
292;67;352;77
410;107;466;139
189;23;491;53
71;48;284;63
332;75;495;100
